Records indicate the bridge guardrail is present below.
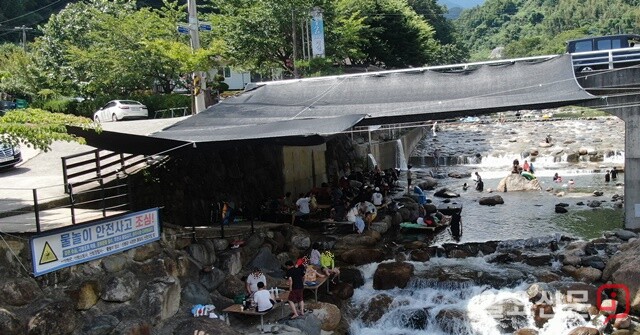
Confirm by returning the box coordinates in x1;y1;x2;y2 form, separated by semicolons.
571;48;640;72
154;107;190;119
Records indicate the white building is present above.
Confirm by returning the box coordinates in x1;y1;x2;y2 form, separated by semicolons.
216;67;252;90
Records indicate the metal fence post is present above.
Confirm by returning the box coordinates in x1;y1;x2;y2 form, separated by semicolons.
61;157;69;194
33;188;41;233
68;183;76;225
100;178;106;217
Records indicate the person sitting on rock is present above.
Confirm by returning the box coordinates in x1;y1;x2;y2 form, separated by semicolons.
319;250;340;283
303;258;325;286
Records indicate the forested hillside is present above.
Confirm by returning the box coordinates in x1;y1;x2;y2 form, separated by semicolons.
454;0;640;60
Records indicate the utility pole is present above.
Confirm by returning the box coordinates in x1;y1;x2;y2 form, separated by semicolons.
187;0;207;114
13;25;33;51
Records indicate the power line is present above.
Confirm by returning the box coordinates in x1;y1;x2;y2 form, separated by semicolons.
0;0;62;25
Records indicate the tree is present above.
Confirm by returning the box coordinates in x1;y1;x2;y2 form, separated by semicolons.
34;0;224;98
0;108;95;151
337;0;440;68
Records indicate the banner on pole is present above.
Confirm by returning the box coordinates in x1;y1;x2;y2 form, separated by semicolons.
310;8;325;58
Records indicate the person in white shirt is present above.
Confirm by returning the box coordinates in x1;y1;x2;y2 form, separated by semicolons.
291;193;311;224
246;268;267;296
253;282;275;312
371;187;383;206
347;203;366;233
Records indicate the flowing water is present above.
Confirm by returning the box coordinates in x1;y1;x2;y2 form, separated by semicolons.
349;256;595;335
406;117;625;243
347;117;625;335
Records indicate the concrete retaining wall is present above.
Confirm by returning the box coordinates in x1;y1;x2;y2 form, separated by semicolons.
355;127;428;170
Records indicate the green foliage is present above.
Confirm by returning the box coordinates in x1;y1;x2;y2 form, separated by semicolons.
455;0;640;59
296;57;343;77
133;94;191;114
42;99;80;115
0;108;96;151
33;0;224;98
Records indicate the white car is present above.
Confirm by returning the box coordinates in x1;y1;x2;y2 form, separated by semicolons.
93;100;148;122
0;142;21;169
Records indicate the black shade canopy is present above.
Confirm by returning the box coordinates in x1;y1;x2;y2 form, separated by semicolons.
72;54;597;154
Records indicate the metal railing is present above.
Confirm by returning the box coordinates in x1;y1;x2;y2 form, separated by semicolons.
0;178;130;234
571;48;640;72
154;107;190;119
61;149;148;194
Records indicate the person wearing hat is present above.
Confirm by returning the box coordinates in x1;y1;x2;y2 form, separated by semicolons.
371;187;383;207
246;267;267;296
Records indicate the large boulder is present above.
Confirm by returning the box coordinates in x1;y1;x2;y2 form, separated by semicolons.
496;174;542;192
340;268;365;288
138;276;181;324
334;234;379;249
217;249;242;276
361;294;393;324
200;267;227;291
101;270;139;302
399;308;429;330
187;243;217;267
488;298;528;333
284;313;322;335
532;303;554;328
290;229;311;250
434;188;460;198
567;326;600;335
573;267;602;282
340;248;386;266
247;246;284;277
479;195;505;206
309;302;341;331
602;239;640;313
68;280;100;310
0;277;41;306
418;178;438;190
132;242;161;262
182;280;212;305
434;309;469;334
27;300;77;335
101;254;128;273
216;275;245;300
0;308;22;335
332;282;354;300
80;315;119;335
373;262;414;290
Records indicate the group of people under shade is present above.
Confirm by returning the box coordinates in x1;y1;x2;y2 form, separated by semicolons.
243;243;340;319
274;162;398;232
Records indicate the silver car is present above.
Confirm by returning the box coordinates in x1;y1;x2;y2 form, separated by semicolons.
93;100;148;122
